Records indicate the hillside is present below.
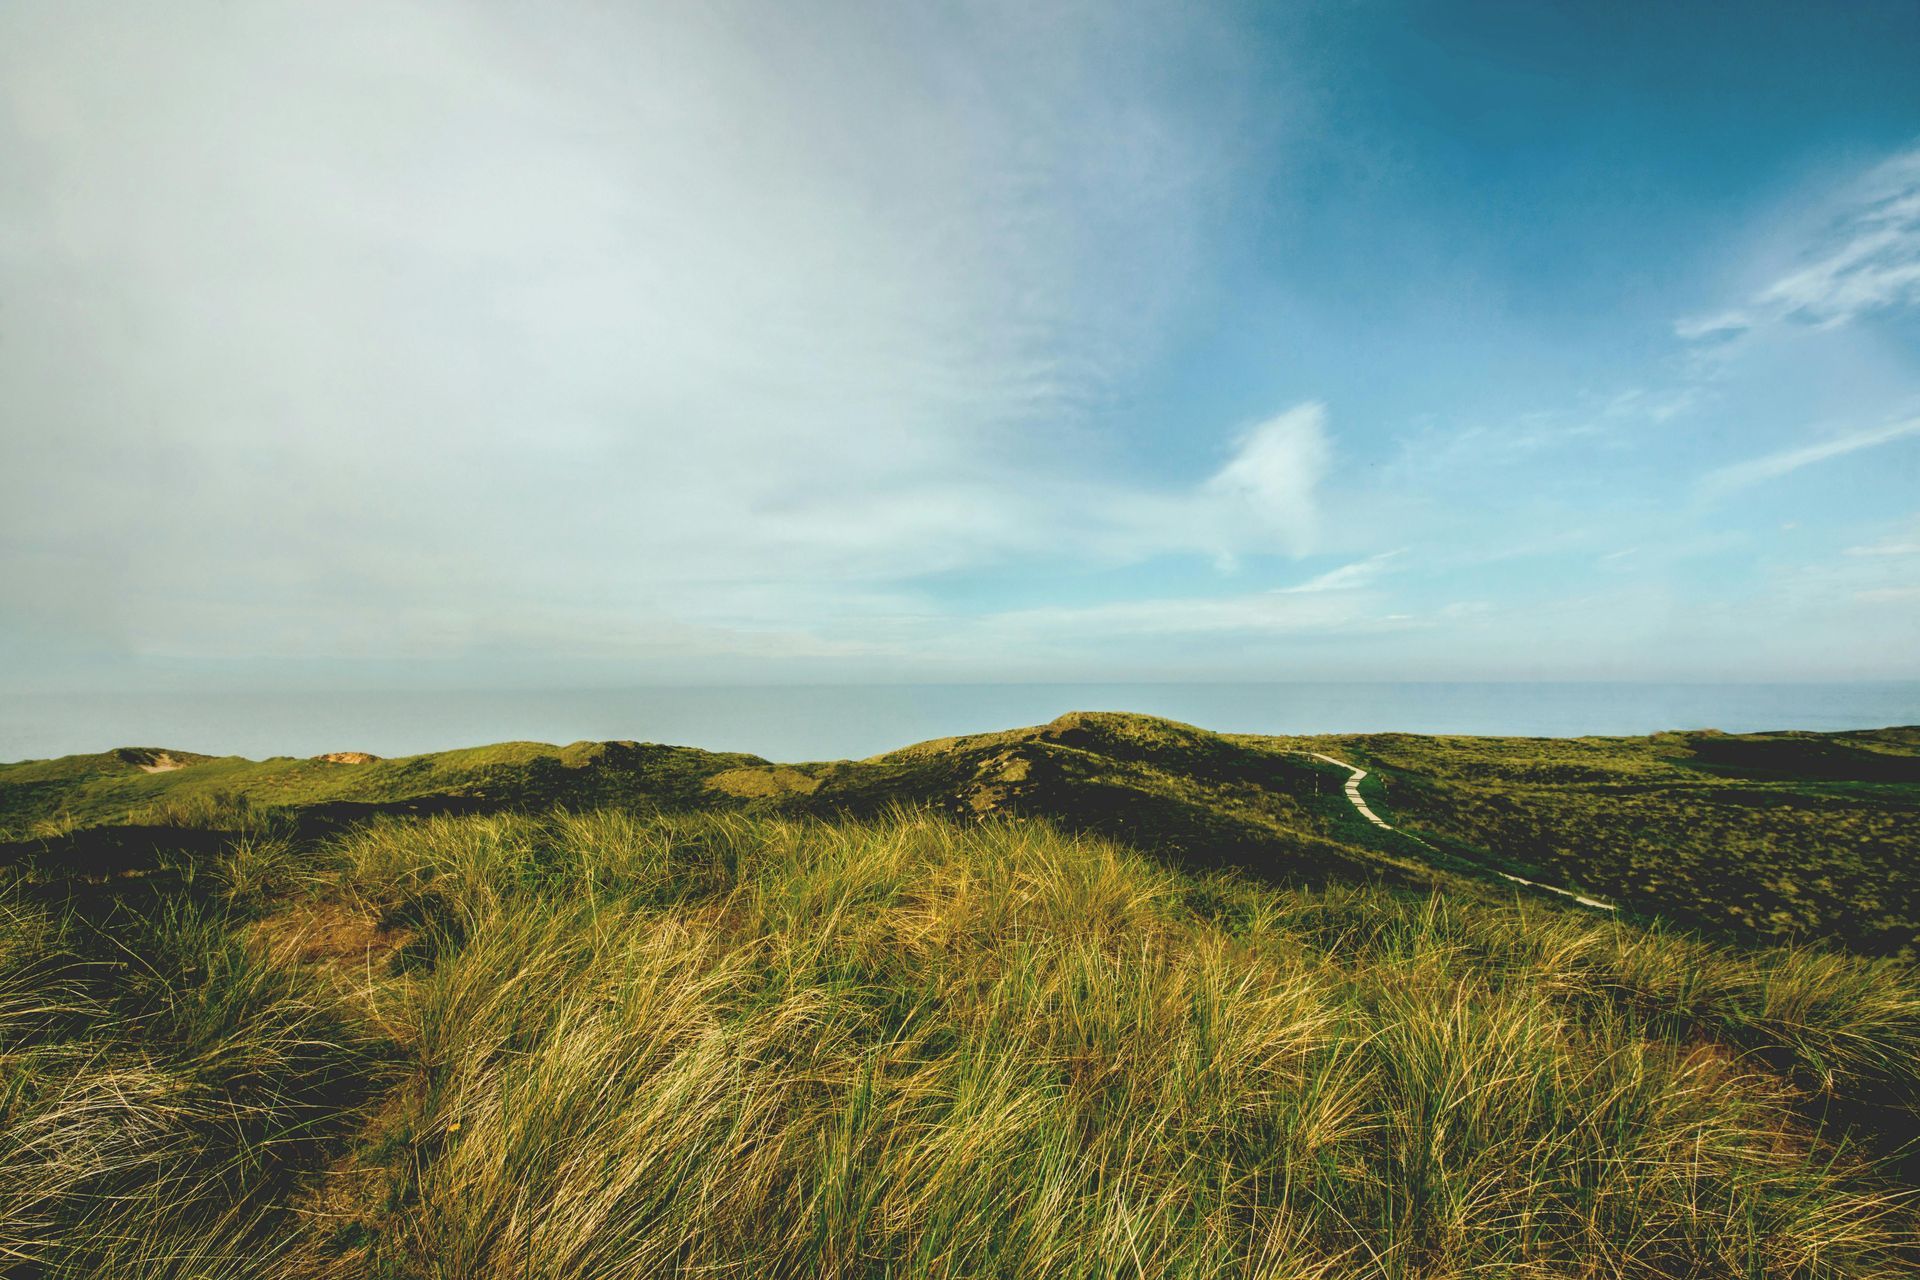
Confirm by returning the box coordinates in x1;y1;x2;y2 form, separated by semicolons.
7;712;1919;955
1320;726;1920;956
4;713;1920;1276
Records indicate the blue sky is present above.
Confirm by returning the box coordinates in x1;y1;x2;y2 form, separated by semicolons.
3;0;1918;690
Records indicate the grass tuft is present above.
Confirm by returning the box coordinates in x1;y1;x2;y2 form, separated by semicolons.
3;807;1916;1276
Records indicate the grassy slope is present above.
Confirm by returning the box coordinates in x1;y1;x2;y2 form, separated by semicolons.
9;712;1918;956
6;714;1920;1275
0;739;764;837
1325;728;1920;956
0;714;1445;901
4;808;1918;1278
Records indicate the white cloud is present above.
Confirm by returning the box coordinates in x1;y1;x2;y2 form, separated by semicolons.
1672;310;1755;342
1678;144;1920;340
1699;416;1920;498
977;584;1375;640
952;546;1402;648
0;0;1323;674
1202;402;1332;555
1278;549;1403;593
1840;515;1920;565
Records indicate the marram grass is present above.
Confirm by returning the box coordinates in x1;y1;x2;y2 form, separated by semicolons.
4;809;1918;1277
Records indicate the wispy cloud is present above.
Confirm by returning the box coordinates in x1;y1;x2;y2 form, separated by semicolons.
1195;402;1332;562
1278;549;1403;593
1841;514;1920;563
1678;145;1920;340
960;546;1404;646
0;0;1310;672
1700;416;1920;498
1672;310;1755;342
977;585;1380;641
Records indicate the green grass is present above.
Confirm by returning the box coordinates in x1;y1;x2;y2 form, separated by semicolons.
7;711;1919;956
1324;729;1920;955
4;805;1918;1277
0;740;765;841
0;886;390;1277
4;713;1919;1274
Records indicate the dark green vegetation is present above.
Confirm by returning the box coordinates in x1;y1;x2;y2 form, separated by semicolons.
9;715;1917;957
3;713;1918;1276
1325;727;1920;957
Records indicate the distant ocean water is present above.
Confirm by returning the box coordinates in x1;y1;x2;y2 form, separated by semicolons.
3;683;1918;765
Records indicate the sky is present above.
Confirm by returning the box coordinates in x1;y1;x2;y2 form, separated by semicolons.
3;0;1919;693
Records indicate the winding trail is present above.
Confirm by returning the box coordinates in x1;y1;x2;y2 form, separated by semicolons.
1307;751;1616;912
1309;752;1394;829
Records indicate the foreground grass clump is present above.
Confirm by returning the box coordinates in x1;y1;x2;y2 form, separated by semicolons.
6;809;1919;1277
0;890;389;1277
329;811;1915;1277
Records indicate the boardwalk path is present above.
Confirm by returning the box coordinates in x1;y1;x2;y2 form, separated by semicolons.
1308;751;1616;912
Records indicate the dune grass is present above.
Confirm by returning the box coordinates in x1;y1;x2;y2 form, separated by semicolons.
1329;730;1920;956
9;713;1918;965
0;886;390;1277
3;808;1917;1277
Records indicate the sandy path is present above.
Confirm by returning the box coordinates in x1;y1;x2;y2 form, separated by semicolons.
1309;752;1393;828
1308;751;1615;912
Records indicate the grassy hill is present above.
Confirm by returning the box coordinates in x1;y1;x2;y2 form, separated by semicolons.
3;713;1919;1276
1319;727;1920;956
8;712;1918;954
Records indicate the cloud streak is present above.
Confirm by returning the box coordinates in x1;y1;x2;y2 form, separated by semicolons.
1678;144;1920;340
1700;416;1920;497
957;548;1403;648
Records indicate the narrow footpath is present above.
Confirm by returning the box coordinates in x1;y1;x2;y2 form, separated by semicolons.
1308;751;1616;912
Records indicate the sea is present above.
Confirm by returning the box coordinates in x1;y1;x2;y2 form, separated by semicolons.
3;682;1918;765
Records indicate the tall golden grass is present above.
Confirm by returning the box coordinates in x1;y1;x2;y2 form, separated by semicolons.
4;809;1917;1276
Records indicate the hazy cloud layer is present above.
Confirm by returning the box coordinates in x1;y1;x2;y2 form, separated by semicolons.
0;1;1347;677
3;5;1918;689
